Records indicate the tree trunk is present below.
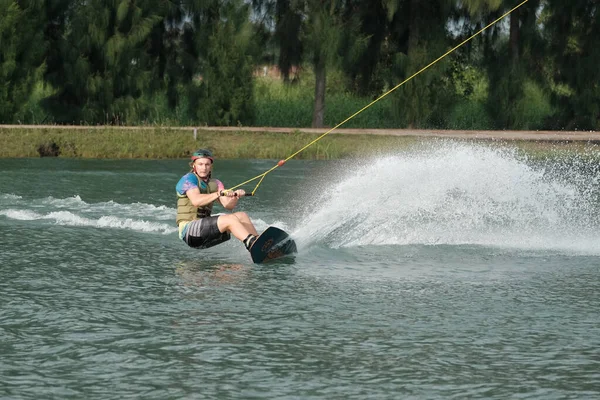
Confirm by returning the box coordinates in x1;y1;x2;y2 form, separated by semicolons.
509;8;519;65
405;0;420;129
408;0;420;57
312;57;326;128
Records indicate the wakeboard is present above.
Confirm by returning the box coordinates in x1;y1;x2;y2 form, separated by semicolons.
250;226;297;264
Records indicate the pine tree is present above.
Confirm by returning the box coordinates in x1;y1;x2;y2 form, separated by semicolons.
457;0;549;129
181;0;256;126
0;0;44;123
304;0;345;128
381;0;455;128
252;0;346;128
338;0;389;97
546;0;600;130
43;0;167;124
274;0;304;83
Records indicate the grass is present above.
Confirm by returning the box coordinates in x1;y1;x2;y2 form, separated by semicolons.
511;140;600;162
253;75;396;129
0;126;422;159
2;126;598;160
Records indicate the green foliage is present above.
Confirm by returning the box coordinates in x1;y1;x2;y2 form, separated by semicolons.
452;64;489;102
253;70;396;129
254;76;313;126
485;60;553;130
0;0;44;123
303;0;344;67
448;100;493;130
387;46;457;129
383;0;457;128
460;0;503;15
337;0;388;97
2;0;599;130
486;64;524;129
513;80;554;130
545;0;600;130
14;80;56;124
43;0;167;124
273;0;304;82
187;1;255;126
446;63;493;129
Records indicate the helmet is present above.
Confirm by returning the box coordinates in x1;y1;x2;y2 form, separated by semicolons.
191;149;214;163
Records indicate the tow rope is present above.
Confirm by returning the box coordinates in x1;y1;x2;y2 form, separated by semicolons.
227;0;530;195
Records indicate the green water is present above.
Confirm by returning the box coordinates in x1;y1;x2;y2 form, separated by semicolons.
1;143;599;399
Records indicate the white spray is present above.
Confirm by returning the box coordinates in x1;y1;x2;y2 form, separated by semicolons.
294;141;600;254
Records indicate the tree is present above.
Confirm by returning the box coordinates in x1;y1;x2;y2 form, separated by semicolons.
304;0;344;128
181;0;256;125
145;2;185;111
338;0;389;97
251;0;345;128
43;0;168;124
274;0;304;83
545;0;600;130
380;0;455;128
0;0;45;123
457;0;549;129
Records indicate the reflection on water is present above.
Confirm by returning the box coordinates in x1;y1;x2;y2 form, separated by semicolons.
175;262;250;287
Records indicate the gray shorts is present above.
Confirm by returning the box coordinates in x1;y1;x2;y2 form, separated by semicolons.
183;216;231;249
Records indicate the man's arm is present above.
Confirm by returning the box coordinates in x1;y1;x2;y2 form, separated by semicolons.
186;187;220;207
186;187;243;209
219;189;247;210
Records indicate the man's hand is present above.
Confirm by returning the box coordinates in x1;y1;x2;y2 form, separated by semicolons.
219;189;243;210
220;189;246;197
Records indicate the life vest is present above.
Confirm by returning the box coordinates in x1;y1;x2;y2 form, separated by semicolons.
176;175;218;226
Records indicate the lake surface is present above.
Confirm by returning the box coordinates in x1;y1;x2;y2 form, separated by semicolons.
1;141;599;399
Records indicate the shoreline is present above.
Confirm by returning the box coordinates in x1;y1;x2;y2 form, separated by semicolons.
2;125;599;159
1;124;599;141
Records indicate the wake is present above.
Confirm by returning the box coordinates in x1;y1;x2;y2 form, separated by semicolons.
293;141;600;255
0;194;176;234
0;194;286;236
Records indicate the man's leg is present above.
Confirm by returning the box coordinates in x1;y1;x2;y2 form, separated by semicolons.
217;214;252;242
217;213;259;250
184;217;230;249
233;212;259;236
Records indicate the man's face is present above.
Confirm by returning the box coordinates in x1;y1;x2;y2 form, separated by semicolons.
193;158;212;178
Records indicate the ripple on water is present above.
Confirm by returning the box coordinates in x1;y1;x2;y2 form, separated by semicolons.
1;156;600;399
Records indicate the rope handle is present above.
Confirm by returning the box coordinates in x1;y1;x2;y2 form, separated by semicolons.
219;190;254;197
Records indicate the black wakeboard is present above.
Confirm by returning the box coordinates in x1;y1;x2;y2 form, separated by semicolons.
250;226;297;264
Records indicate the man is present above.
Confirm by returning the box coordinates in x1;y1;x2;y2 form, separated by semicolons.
176;149;258;251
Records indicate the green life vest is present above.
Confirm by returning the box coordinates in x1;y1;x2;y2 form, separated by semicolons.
176;175;219;226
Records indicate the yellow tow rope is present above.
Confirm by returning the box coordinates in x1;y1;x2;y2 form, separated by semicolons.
228;0;530;195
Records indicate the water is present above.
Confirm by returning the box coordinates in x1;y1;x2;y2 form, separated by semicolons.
1;141;599;399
